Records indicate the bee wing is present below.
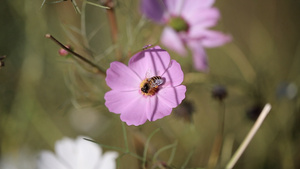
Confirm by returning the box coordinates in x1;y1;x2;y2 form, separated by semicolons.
150;79;164;87
145;69;153;79
155;79;164;86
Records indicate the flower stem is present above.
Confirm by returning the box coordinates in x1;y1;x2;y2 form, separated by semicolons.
122;122;129;152
207;101;226;169
45;34;106;75
181;148;195;169
104;0;122;61
225;103;271;169
142;128;160;169
105;0;118;44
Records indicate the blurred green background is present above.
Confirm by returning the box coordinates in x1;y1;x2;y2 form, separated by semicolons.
1;0;300;168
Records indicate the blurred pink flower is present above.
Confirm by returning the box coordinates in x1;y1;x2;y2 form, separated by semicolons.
141;0;231;71
38;136;118;169
104;46;186;126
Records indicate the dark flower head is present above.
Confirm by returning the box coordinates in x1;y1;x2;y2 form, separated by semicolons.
212;85;228;101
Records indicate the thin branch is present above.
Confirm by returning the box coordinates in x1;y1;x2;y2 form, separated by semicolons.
45;34;106;75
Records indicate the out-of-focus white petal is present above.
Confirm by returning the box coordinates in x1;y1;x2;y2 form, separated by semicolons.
54;137;77;169
38;151;68;169
97;151;119;169
76;136;101;169
38;137;118;169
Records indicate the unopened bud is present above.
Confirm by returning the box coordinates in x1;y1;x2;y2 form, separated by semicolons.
59;45;72;57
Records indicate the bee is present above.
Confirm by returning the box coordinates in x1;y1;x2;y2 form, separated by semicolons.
141;76;164;96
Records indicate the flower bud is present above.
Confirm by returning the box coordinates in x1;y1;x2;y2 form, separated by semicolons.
212;85;228;101
59;45;72;57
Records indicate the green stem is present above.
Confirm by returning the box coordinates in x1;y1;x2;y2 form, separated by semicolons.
142;128;160;169
122;122;129;152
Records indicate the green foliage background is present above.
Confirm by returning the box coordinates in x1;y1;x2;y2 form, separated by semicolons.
1;0;300;168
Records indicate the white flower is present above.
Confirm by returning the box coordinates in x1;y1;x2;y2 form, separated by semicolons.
37;136;118;169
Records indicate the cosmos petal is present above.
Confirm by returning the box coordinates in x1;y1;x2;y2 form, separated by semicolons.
38;151;68;169
106;62;141;91
147;95;172;121
147;85;186;121
119;96;149;126
55;137;77;168
76;136;101;169
163;0;182;16
97;152;119;169
157;85;187;108
105;90;141;114
185;8;220;30
187;41;209;71
161;27;187;56
38;137;119;169
183;0;215;11
200;30;232;48
161;60;184;87
105;90;149;126
129;46;171;78
140;0;165;23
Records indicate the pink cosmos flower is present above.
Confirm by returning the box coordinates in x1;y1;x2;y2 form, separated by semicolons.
141;0;231;71
104;46;186;126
